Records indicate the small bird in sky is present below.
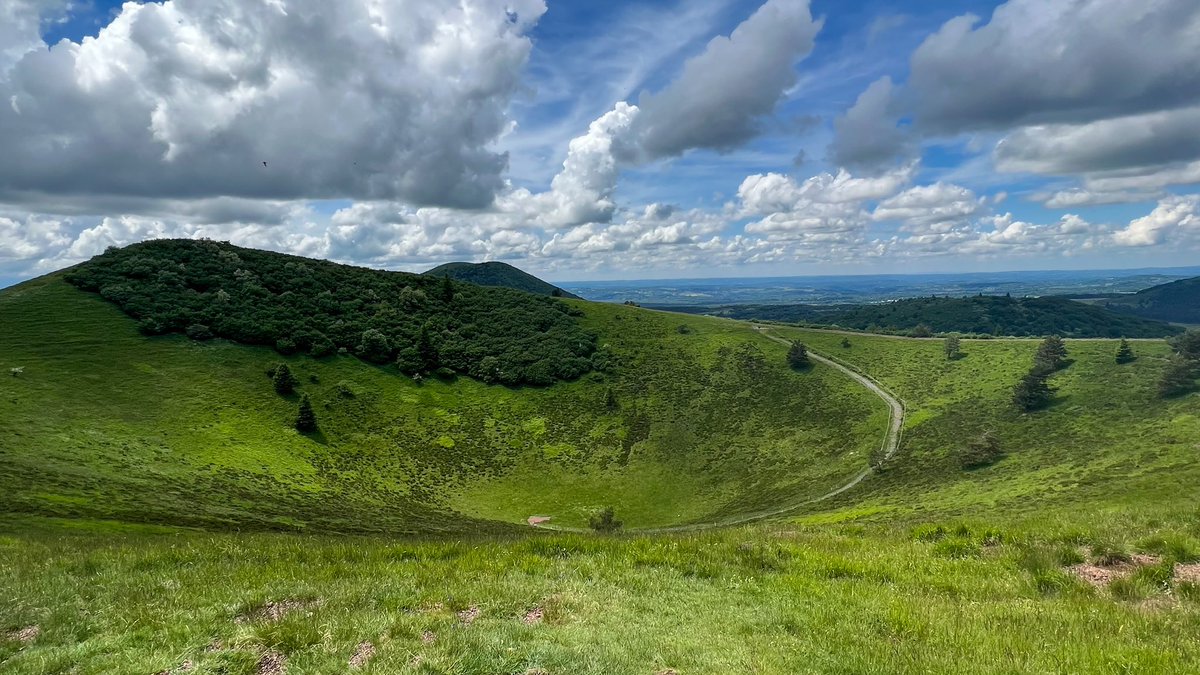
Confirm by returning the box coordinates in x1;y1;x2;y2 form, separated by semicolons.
262;161;268;167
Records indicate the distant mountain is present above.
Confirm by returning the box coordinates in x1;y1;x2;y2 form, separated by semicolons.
424;261;580;299
661;295;1184;338
1098;276;1200;325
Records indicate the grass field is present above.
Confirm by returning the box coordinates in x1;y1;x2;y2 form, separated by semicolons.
3;272;1200;673
0;277;883;533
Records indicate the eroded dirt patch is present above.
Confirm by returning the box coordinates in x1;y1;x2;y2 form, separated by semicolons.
257;650;287;675
420;630;436;645
1176;563;1200;583
528;516;552;527
349;641;376;669
6;625;39;644
457;605;481;625
237;599;315;624
522;607;544;625
1069;564;1128;586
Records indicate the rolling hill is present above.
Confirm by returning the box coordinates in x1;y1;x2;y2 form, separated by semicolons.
664;294;1183;338
2;245;1200;673
424;260;581;299
1099;275;1200;325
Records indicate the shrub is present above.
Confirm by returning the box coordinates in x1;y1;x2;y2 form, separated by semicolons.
944;336;962;360
1159;356;1197;398
960;431;1003;469
357;329;392;364
1115;338;1136;364
588;507;623;534
185;324;214;341
786;341;811;370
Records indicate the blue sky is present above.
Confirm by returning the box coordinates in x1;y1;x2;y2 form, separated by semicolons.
2;0;1199;282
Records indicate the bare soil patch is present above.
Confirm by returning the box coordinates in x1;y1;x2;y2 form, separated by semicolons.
421;630;436;645
1176;563;1200;583
457;605;481;625
522;607;544;625
237;599;314;624
6;625;39;644
349;641;376;669
257;650;287;675
1068;552;1163;587
528;516;552;527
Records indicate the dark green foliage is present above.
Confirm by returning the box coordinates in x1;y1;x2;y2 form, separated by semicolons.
272;363;298;395
604;386;618;411
588;506;623;533
295;394;317;432
65;240;596;386
960;431;1003;469
1013;367;1055;411
424;260;580;299
1102;276;1200;324
1158;356;1197;398
910;324;934;338
356;329;392;364
944;336;962;360
1035;336;1069;372
786;341;811;370
1115;339;1136;364
841;337;852;349
669;295;1182;338
1173;330;1200;361
185;324;213;341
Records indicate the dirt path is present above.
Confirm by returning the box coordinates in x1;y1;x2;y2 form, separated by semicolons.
533;327;906;534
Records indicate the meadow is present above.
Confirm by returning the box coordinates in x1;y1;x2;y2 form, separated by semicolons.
3;266;1200;673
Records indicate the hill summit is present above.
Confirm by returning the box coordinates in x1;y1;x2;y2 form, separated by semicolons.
424;261;580;299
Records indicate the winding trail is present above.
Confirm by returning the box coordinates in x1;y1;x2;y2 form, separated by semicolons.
534;327;907;535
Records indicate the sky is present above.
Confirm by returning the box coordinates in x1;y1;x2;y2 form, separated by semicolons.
1;0;1199;284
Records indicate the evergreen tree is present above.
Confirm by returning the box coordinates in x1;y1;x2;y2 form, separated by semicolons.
604;386;618;411
786;341;811;369
1035;335;1069;371
295;394;317;432
440;275;455;303
1013;367;1055;411
841;337;852;349
272;363;298;395
1171;330;1200;361
1115;339;1136;364
1158;356;1198;398
944;336;962;360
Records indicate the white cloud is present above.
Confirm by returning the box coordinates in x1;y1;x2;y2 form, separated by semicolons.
0;0;547;209
873;182;983;232
1112;196;1200;247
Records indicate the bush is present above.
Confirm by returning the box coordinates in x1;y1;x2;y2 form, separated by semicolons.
960;431;1003;469
357;329;392;364
295;394;317;432
944;336;962;360
786;341;811;370
185;324;214;341
1159;355;1197;398
588;507;623;534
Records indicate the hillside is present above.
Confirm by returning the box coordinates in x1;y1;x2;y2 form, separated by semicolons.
0;272;883;534
666;294;1183;338
1099;276;1200;325
425;260;581;299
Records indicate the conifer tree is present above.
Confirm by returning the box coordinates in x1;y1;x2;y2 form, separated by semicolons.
1115;339;1136;364
295;394;317;432
1159;356;1197;398
272;363;298;395
1035;335;1069;371
787;341;811;369
1013;368;1055;411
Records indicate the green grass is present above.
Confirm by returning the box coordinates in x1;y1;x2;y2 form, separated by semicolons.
773;327;1200;523
2;518;1199;674
4;274;1200;672
0;277;882;533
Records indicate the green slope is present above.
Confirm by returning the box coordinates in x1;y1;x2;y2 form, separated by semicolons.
424;260;581;299
1099;275;1200;325
0;275;883;533
668;294;1183;338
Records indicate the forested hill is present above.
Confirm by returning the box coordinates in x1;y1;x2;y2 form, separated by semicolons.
1099;276;1200;325
663;295;1183;338
424;261;581;299
65;240;597;385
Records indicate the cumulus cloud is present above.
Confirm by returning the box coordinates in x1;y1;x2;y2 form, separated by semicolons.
1112;196;1200;247
829;77;912;171
873;183;984;233
624;0;821;160
831;0;1200;175
1034;189;1162;209
0;0;546;209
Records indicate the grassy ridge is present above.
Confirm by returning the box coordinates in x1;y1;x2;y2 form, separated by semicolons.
0;277;883;533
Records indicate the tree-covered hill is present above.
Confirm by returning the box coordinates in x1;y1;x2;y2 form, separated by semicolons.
424;260;581;299
65;240;596;386
664;295;1183;338
1098;276;1200;325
